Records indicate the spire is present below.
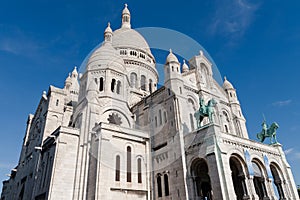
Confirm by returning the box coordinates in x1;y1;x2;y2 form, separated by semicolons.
104;22;113;43
121;4;131;29
71;66;78;78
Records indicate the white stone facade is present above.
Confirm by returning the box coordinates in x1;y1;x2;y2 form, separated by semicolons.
1;4;299;200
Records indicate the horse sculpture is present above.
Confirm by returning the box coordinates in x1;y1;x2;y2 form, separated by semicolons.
194;98;217;128
257;121;279;144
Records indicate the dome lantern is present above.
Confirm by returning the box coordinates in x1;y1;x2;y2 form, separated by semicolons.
121;4;131;29
104;22;113;43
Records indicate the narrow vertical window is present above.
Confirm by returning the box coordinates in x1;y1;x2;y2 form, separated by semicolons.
56;99;59;106
157;175;162;197
164;112;167;123
159;110;162;125
141;75;146;91
155;116;158;127
137;158;142;183
130;73;137;88
127;146;131;182
115;155;120;181
190;113;194;131
164;174;170;196
179;87;182;94
116;80;121;94
111;79;116;92
149;79;153;93
225;125;229;133
99;77;104;91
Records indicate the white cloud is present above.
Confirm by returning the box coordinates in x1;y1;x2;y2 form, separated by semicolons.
0;26;44;57
284;148;294;155
209;0;261;40
272;100;292;107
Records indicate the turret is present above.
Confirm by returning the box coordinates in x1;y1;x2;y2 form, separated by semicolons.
223;76;238;104
104;22;113;43
222;77;249;138
182;60;189;73
164;49;183;95
121;4;131;29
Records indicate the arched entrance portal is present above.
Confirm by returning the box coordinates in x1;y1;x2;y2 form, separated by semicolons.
252;161;268;200
270;163;285;200
230;156;249;200
191;158;212;200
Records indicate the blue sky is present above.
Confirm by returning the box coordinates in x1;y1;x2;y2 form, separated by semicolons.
1;0;300;191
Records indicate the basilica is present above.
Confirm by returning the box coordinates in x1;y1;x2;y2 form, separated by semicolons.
1;4;299;200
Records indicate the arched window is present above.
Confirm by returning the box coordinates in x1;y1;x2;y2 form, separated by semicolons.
116;80;121;94
137;158;142;183
230;156;248;199
191;158;212;199
190;113;195;131
164;174;170;196
130;73;137;88
252;161;268;200
127;146;131;182
270;164;285;199
172;66;174;72
111;79;116;92
115;155;120;181
99;77;104;91
157;175;162;197
141;75;146;91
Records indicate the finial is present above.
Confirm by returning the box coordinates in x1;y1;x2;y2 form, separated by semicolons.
125;3;128;8
200;50;204;56
42;91;47;100
183;59;186;64
108;22;110;27
224;76;227;81
169;49;172;53
69;73;71;77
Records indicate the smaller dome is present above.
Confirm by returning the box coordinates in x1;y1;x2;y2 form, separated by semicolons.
223;77;234;90
104;22;112;34
122;4;130;15
166;49;179;64
65;73;72;84
182;60;189;73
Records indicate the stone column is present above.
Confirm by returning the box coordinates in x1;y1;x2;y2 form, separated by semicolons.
247;176;259;200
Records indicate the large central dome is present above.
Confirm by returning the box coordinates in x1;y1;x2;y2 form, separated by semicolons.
112;28;151;55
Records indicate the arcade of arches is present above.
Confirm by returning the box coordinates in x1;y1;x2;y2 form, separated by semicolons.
190;156;287;200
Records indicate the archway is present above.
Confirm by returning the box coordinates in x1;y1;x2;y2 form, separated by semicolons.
252;161;268;200
270;163;285;199
230;156;249;200
191;158;212;199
